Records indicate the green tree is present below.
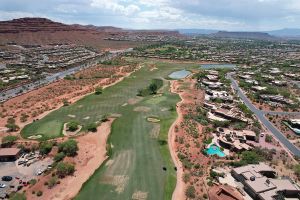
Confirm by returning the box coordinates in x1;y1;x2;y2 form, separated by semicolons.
67;121;79;132
58;139;78;157
95;86;103;95
2;135;18;147
294;164;300;178
240;151;263;165
39;142;53;155
54;152;66;162
56;162;75;178
148;83;158;94
86;123;97;132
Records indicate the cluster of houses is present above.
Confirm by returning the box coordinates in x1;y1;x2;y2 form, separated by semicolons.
199;69;260;155
231;163;300;200
0;44;100;89
237;67;299;108
129;37;300;66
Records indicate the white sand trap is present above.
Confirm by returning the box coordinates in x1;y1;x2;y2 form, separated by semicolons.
110;113;122;118
68;114;76;118
132;191;148;200
160;107;169;112
134;106;151;112
28;135;42;139
78;105;83;108
147;117;160;123
83;116;90;120
122;103;128;107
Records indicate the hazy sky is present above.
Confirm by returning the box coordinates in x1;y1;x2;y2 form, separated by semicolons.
1;0;300;31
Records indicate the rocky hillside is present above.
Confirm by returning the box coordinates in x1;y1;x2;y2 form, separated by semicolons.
0;18;180;50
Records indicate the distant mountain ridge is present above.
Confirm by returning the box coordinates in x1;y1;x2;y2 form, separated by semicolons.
266;28;300;37
210;31;275;40
177;28;300;39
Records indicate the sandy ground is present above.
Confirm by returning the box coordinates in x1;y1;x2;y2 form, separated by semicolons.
26;119;115;200
168;80;186;200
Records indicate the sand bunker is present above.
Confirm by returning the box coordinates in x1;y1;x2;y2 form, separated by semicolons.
68;114;76;118
161;107;169;112
147;117;160;123
122;103;128;107
132;191;148;200
27;135;42;139
83;116;90;120
134;106;151;112
149;124;160;139
110;113;122;118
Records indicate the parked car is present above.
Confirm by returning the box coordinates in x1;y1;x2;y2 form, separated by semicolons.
1;176;12;181
0;183;6;188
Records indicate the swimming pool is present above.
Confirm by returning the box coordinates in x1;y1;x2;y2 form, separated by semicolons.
206;145;226;157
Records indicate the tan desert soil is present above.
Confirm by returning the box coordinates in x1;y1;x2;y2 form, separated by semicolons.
168;80;186;200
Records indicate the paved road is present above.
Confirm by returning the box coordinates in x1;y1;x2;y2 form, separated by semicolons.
262;111;300;116
227;72;300;157
0;49;129;102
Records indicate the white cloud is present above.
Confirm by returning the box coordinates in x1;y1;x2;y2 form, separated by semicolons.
90;0;140;16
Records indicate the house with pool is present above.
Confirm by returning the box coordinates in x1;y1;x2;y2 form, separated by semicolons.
216;128;256;152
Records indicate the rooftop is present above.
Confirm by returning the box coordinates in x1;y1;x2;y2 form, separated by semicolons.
0;148;21;156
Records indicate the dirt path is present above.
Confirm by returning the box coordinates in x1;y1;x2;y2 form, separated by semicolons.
26;119;115;200
168;80;186;200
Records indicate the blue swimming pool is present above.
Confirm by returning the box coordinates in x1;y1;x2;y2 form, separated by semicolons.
206;145;226;157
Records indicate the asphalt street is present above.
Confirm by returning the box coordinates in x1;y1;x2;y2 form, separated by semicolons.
227;73;300;157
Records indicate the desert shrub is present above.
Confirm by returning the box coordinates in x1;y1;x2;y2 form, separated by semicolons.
36;191;43;197
48;176;58;188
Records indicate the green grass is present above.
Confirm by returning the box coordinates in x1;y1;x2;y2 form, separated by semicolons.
21;58;197;199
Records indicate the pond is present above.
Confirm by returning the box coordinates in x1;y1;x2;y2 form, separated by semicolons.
200;63;236;69
206;145;226;157
168;69;191;79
